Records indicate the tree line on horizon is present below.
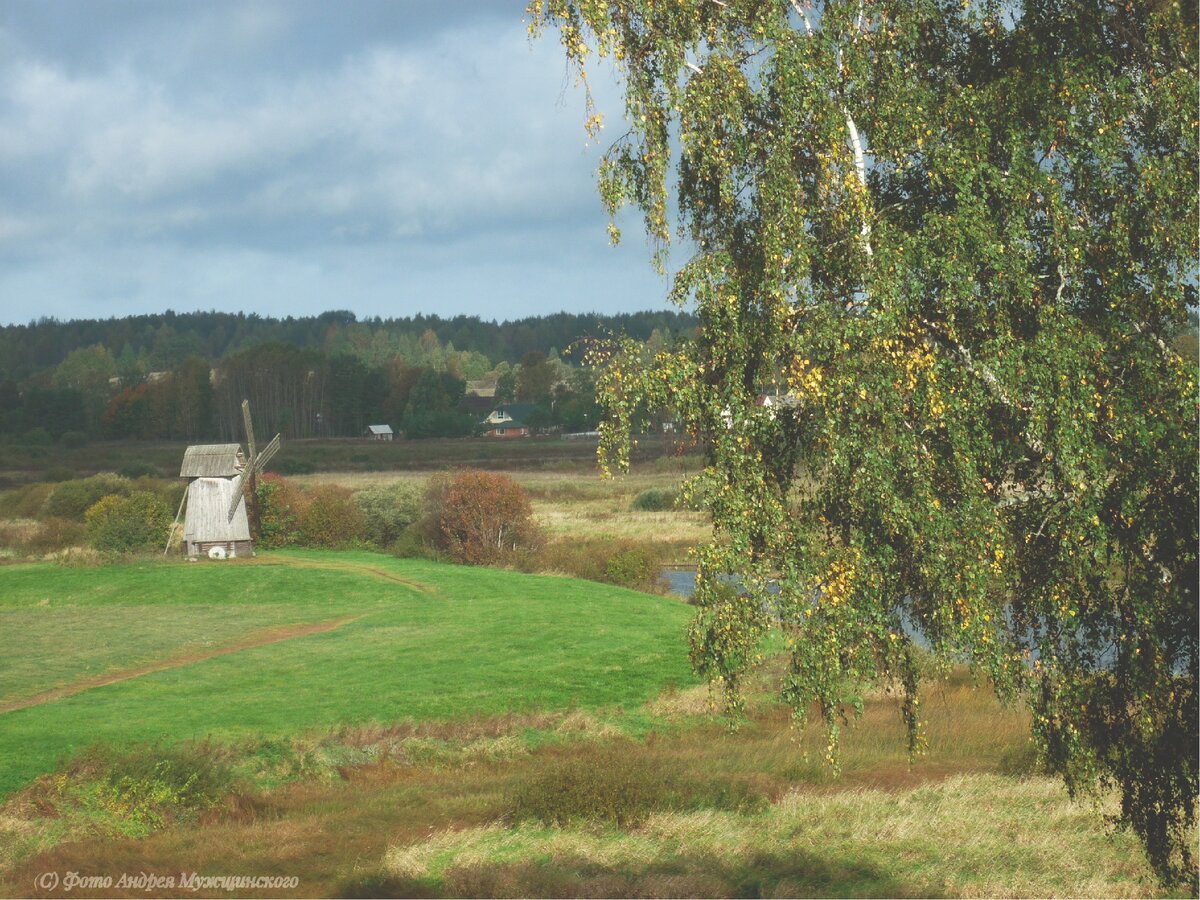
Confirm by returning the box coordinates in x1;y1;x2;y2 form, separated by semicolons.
0;309;695;443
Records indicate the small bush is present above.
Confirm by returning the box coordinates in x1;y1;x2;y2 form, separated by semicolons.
40;466;76;483
44;473;132;521
631;487;679;511
256;473;309;549
85;491;171;553
631;484;705;512
299;485;367;549
604;546;665;592
353;482;423;547
59;430;89;449
506;744;765;828
530;539;667;593
389;524;437;560
430;470;540;565
528;540;607;582
26;741;237;839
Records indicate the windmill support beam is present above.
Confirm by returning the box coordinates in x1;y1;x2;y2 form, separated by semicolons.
163;485;188;556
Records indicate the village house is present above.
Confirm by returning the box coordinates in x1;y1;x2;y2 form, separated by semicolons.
481;403;535;438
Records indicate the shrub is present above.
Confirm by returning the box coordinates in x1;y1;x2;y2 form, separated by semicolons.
26;741;237;839
506;744;765;828
527;539;608;582
604;546;665;592
528;539;667;593
430;470;540;565
40;466;76;483
299;485;367;549
389;524;437;560
417;473;452;546
256;473;309;549
630;487;679;511
59;430;89;449
85;491;171;553
44;473;131;521
353;482;423;547
630;484;705;512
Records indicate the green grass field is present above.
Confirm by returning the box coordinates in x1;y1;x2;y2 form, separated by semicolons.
0;551;696;798
0;552;1180;898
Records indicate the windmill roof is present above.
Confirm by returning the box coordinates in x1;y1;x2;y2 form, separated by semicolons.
180;444;244;478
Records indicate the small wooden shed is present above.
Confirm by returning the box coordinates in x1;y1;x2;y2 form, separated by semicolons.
180;444;252;558
364;424;394;441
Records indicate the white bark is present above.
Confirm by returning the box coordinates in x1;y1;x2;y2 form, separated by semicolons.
787;0;873;258
919;317;1047;458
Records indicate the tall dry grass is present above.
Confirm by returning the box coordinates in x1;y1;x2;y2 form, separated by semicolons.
380;775;1161;899
1;677;1178;899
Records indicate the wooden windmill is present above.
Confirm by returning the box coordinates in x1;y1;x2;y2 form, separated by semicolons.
172;400;280;559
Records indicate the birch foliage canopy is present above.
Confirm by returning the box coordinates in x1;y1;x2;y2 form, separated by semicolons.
531;0;1198;884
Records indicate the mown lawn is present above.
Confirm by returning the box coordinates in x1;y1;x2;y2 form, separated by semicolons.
0;551;696;797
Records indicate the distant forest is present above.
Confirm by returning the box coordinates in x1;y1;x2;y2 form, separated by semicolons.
0;309;695;443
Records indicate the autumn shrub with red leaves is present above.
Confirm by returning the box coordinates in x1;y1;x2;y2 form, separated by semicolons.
429;470;540;566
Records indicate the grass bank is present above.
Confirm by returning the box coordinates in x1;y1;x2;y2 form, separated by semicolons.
0;551;695;798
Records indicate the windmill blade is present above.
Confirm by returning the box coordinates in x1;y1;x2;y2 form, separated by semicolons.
241;399;257;464
227;468;250;522
254;433;281;473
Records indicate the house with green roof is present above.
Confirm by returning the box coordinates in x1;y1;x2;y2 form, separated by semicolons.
481;403;536;438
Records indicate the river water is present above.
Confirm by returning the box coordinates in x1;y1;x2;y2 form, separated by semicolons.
662;566;698;598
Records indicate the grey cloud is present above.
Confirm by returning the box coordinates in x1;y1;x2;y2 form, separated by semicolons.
0;2;672;324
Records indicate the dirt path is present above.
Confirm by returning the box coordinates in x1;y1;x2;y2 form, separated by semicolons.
0;615;360;715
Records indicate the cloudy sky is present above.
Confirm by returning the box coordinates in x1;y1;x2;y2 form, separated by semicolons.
0;1;674;325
